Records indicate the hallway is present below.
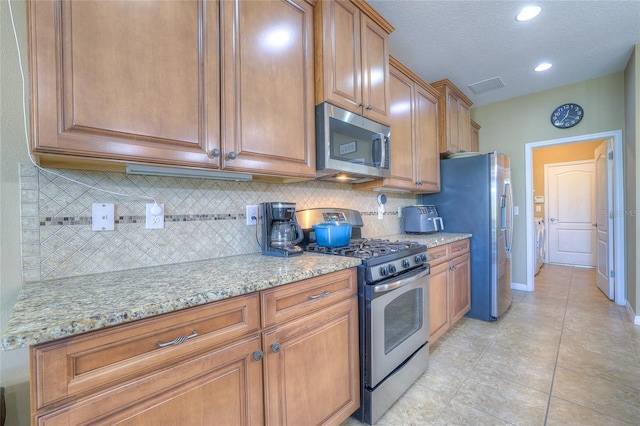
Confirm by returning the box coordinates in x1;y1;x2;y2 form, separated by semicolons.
344;264;640;425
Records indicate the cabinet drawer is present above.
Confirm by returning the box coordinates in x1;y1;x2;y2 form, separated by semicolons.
32;293;260;409
450;239;470;257
427;245;450;266
261;268;357;328
35;334;264;426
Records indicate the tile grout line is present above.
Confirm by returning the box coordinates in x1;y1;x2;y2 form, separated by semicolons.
542;266;573;425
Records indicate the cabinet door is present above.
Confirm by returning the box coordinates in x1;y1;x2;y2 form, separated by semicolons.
360;14;391;125
29;0;219;168
263;297;359;426
458;102;472;152
318;0;362;112
444;90;461;153
36;335;264;426
414;83;440;193
384;66;416;190
429;262;450;344
450;253;471;324
220;0;315;177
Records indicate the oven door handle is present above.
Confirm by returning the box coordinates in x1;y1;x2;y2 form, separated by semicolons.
373;266;429;293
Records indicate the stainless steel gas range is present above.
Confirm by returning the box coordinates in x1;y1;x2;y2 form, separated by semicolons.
296;208;430;425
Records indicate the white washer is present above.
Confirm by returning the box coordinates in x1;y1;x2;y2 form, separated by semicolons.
534;217;545;275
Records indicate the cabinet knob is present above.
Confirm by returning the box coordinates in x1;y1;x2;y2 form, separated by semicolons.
366;104;373;110
253;350;264;361
227;151;237;160
271;343;281;353
211;148;220;158
358;102;365;108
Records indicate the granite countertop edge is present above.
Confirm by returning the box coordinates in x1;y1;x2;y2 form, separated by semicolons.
2;232;471;350
2;253;362;350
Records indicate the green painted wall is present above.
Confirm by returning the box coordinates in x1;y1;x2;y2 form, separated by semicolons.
472;73;626;289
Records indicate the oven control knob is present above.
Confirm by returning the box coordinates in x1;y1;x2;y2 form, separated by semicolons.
379;266;389;276
415;255;422;264
388;264;397;274
402;259;410;269
421;254;428;263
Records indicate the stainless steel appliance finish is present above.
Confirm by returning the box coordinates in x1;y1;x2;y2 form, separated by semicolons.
421;152;513;321
403;205;444;234
297;208;430;425
259;202;303;257
315;103;391;183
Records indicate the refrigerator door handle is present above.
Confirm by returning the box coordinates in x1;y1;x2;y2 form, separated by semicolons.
505;179;514;254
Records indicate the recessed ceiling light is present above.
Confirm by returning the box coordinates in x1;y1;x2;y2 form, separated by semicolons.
516;5;542;22
535;62;553;72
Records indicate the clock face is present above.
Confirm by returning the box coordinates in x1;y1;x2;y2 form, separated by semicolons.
551;103;584;128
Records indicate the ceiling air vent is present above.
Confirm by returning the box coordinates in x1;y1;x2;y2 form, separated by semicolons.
468;77;505;95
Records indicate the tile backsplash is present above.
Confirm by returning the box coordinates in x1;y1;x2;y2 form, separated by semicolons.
19;164;417;282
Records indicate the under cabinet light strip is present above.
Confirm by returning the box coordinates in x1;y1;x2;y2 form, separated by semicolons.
126;165;253;182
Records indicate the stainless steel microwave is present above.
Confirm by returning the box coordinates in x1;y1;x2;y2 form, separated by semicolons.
315;103;390;183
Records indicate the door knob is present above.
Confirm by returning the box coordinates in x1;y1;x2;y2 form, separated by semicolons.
549;218;557;222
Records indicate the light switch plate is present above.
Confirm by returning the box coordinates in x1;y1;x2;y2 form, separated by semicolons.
92;203;115;231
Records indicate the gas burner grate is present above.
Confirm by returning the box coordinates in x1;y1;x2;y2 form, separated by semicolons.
305;238;423;259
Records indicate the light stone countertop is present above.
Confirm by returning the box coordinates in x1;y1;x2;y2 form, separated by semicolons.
1;253;362;350
2;233;471;351
382;232;472;248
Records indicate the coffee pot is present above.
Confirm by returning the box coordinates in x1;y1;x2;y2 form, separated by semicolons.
259;202;303;257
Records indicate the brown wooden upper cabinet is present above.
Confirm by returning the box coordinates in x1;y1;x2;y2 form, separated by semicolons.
470;119;481;152
28;0;316;179
314;0;394;126
430;79;474;155
357;57;440;193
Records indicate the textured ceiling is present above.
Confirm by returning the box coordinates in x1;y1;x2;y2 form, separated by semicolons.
367;0;640;107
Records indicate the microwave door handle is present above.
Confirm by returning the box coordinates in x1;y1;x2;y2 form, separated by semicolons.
380;134;387;169
371;133;385;168
373;267;429;293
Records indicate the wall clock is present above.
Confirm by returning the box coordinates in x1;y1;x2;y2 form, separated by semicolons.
550;103;584;128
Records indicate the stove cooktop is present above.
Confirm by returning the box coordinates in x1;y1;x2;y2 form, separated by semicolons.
304;238;425;260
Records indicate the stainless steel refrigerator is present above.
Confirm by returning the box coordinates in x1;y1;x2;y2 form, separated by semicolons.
421;152;513;321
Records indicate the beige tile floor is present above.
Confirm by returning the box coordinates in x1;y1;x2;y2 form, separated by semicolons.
343;264;640;425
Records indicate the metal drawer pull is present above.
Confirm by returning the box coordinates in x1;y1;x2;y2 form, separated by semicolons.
157;330;198;348
308;290;330;300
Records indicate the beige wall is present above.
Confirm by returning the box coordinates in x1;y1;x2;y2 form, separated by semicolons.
532;140;605;222
472;73;626;290
1;1;31;425
623;44;638;320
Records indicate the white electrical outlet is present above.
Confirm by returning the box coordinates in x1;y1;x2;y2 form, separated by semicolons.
146;203;164;229
92;203;115;231
398;206;403;217
246;205;258;225
513;206;519;216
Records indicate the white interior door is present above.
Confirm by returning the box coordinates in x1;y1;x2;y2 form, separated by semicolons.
545;161;596;266
595;141;614;299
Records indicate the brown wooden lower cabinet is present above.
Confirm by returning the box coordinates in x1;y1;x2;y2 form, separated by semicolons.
31;268;359;426
428;239;471;343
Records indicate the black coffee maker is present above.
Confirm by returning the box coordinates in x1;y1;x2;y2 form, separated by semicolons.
259;202;304;257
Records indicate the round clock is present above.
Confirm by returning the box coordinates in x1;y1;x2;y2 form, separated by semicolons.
551;103;584;128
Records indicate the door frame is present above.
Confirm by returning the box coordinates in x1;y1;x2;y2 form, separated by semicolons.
524;130;626;306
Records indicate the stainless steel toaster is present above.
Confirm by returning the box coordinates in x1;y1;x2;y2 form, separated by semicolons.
403;205;444;234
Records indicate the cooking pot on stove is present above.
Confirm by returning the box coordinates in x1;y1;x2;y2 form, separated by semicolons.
312;216;352;247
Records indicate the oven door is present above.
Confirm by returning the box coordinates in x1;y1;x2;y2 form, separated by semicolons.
365;265;430;387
